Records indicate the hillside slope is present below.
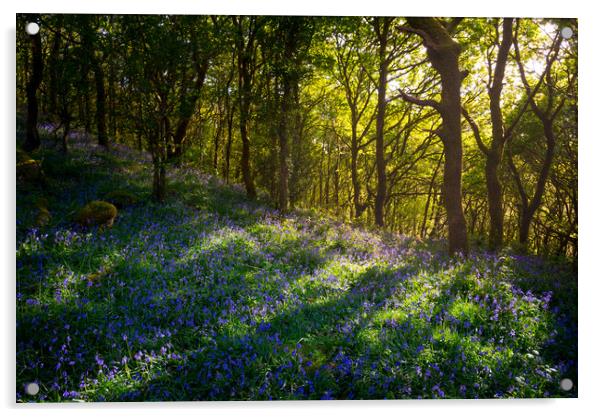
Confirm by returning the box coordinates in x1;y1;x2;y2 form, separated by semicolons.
16;140;577;401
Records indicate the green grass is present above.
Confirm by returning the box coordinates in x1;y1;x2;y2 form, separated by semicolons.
16;140;577;401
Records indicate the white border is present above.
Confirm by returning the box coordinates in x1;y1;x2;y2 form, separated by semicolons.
2;1;599;416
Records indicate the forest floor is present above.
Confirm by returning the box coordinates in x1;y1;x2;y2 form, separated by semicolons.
16;136;577;401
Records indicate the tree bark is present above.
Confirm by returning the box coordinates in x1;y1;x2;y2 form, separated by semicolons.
47;19;62;120
93;61;108;147
350;126;365;218
404;17;468;254
24;22;43;152
234;17;258;199
374;17;392;228
277;76;291;211
484;18;513;249
171;58;209;160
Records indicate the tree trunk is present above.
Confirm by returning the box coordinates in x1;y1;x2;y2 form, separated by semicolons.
93;61;108;147
485;18;513;249
24;27;43;152
518;123;556;246
61;119;70;154
171;59;209;160
277;78;291;211
238;66;256;197
421;153;444;237
509;25;569;249
152;157;167;202
224;102;234;184
351;124;365;219
289;82;303;209
485;155;504;248
374;18;391;228
213;117;222;174
47;21;61;120
406;17;468;254
239;103;256;199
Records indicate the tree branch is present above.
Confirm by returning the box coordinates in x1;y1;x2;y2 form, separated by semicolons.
396;89;441;111
461;107;489;155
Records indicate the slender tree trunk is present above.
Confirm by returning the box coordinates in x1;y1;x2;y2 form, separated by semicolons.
213;117;222;174
278;108;290;210
374;18;391;228
93;61;108;147
325;143;331;207
239;101;256;199
48;21;61;120
234;17;257;199
83;84;91;135
24;26;43;152
510;25;569;249
518;124;556;245
485;155;504;247
421;153;444;237
350;123;365;218
333;149;340;209
277;75;291;211
289;82;303;209
171;59;209;160
152;156;167;202
224;102;234;183
61;119;70;154
318;156;324;206
485;18;513;249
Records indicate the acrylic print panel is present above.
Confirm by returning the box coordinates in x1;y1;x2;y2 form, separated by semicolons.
16;14;577;402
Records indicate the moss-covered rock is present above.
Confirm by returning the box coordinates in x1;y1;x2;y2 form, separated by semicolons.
104;190;139;208
17;159;43;183
35;207;52;227
35;197;49;209
75;201;117;227
17;149;31;164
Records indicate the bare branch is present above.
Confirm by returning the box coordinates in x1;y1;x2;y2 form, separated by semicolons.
396;89;441;111
461;107;489;155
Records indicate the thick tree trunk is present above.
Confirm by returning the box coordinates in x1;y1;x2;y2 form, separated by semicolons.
406;18;468;254
24;28;43;152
